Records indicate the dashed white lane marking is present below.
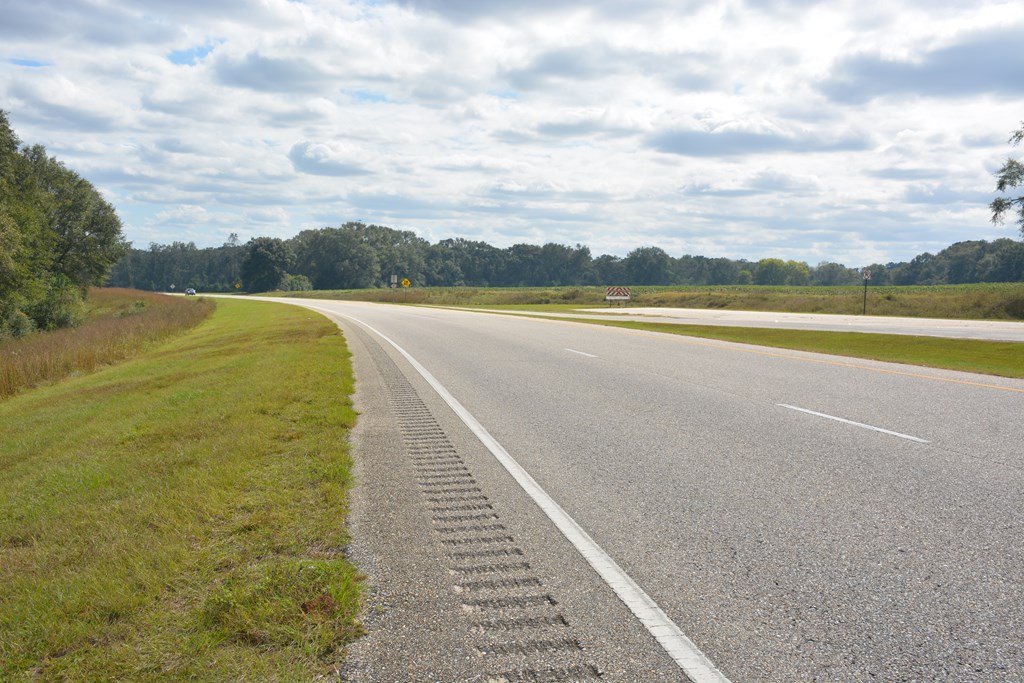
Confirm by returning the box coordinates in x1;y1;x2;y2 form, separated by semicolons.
777;404;930;443
335;311;731;683
565;348;598;358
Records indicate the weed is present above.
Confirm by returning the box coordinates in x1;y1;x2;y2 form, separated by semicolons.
0;288;213;399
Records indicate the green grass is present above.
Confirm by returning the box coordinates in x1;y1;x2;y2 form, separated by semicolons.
538;316;1024;379
0;298;362;681
278;283;1024;320
272;284;1024;377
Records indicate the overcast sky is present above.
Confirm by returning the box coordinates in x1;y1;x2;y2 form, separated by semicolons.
3;0;1023;265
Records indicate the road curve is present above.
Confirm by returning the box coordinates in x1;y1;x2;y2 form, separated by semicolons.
260;298;1024;681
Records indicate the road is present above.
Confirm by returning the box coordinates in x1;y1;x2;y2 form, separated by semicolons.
267;299;1024;681
463;306;1024;342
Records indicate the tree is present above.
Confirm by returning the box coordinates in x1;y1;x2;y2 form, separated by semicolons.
784;260;810;286
241;237;293;292
22;145;127;289
291;227;378;290
991;121;1024;237
623;246;674;285
1;110;127;336
812;262;858;286
754;258;788;285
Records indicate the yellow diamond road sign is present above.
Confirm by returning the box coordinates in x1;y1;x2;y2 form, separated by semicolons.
402;278;411;288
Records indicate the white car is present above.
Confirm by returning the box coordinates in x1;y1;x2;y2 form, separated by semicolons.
185;288;196;296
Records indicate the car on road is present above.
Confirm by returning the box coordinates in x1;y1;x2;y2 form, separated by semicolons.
185;288;196;296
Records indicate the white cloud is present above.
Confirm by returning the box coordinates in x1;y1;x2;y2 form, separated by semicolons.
1;0;1023;265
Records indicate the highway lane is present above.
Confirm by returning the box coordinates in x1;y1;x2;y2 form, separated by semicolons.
460;306;1024;342
281;299;1024;681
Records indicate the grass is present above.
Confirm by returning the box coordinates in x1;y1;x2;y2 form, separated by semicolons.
269;284;1024;377
0;288;215;399
279;282;1024;320
543;316;1024;379
0;297;362;681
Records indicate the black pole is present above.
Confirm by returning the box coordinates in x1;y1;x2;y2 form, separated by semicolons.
862;276;868;315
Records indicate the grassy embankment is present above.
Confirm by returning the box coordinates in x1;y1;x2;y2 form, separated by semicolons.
0;294;362;681
282;283;1024;378
1;288;214;399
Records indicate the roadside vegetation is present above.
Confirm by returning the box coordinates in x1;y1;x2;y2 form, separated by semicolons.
1;111;127;339
0;288;214;399
555;317;1024;379
276;285;1024;378
284;282;1024;320
0;297;362;681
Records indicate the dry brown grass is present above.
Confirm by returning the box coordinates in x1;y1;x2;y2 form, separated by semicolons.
0;288;214;399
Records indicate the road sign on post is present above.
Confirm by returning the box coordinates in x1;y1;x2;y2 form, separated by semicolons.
862;269;871;315
605;286;631;306
402;278;411;288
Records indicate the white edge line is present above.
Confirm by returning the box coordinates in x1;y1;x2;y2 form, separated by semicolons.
332;310;731;683
777;404;930;444
565;348;598;358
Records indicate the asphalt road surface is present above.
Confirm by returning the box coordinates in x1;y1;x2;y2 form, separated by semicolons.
268;299;1023;682
469;307;1024;342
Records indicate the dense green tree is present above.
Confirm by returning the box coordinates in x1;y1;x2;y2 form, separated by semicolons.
347;221;427;286
241;237;293;292
22;145;127;290
592;254;625;284
1;110;127;336
623;246;674;285
424;242;465;286
784;260;810;286
291;228;377;289
754;258;788;285
861;264;892;286
812;262;859;286
991;121;1024;236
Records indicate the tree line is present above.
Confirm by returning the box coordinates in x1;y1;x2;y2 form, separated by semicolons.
1;111;127;338
106;221;1024;294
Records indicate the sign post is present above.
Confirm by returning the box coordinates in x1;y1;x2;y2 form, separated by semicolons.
862;269;871;315
604;286;631;306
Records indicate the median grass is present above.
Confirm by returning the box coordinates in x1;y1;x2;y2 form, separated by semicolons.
281;282;1024;320
0;298;362;681
548;316;1024;379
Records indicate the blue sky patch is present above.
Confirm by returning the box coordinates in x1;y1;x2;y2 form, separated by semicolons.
168;44;215;66
9;58;49;67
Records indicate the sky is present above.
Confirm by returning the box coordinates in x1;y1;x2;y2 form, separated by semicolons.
2;0;1023;267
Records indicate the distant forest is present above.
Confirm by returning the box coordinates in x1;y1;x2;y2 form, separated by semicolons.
106;221;1024;293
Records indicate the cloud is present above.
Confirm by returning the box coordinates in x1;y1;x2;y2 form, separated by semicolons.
214;52;335;93
387;0;668;22
3;0;1022;266
288;141;373;177
648;127;869;157
821;25;1024;103
903;184;992;206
